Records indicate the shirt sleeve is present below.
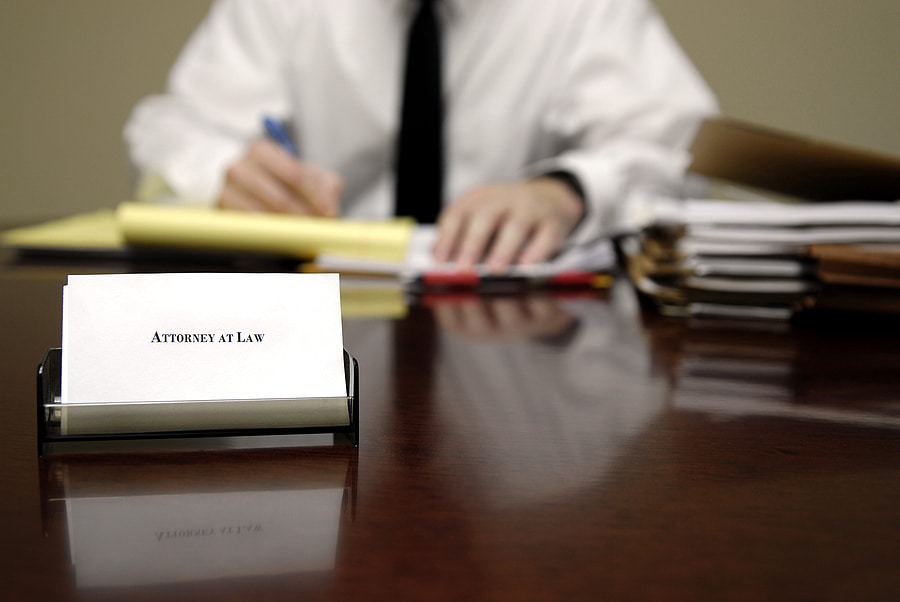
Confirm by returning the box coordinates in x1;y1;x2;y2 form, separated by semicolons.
123;0;297;204
525;0;719;247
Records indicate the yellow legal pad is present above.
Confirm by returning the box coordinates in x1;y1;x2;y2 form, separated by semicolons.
1;209;124;253
2;203;414;262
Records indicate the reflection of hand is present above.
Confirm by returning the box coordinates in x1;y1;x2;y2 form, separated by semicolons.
217;140;343;216
431;177;584;273
433;296;577;341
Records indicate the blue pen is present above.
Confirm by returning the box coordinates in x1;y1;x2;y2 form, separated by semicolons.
263;115;298;157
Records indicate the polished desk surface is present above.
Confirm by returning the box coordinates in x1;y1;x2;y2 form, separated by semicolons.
1;254;899;601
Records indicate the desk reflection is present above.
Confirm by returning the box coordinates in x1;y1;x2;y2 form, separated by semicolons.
40;444;356;597
641;311;900;431
418;283;668;508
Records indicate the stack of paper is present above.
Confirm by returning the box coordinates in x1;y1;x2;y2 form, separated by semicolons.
623;198;900;319
311;225;616;288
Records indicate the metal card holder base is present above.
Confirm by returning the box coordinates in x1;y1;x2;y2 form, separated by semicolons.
37;347;359;455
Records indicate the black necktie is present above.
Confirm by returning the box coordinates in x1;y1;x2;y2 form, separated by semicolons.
395;0;443;223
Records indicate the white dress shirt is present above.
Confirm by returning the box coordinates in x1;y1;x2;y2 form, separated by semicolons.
124;0;717;246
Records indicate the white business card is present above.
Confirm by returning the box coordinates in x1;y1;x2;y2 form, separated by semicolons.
61;272;346;404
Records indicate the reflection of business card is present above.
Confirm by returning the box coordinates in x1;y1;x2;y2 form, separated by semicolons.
67;488;344;588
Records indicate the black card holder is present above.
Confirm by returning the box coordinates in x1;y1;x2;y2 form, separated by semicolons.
37;347;359;454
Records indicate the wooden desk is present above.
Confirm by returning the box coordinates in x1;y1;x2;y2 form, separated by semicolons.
2;256;899;601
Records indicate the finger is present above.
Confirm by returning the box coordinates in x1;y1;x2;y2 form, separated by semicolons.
483;218;530;273
432;208;465;263
295;165;342;217
225;153;308;214
454;210;503;268
218;178;269;212
434;187;495;264
516;221;566;265
249;141;342;216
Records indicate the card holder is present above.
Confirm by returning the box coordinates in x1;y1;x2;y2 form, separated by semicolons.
37;347;359;454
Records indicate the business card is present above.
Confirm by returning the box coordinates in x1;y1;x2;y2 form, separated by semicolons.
61;272;346;404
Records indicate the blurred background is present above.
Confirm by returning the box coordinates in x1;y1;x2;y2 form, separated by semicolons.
1;0;898;226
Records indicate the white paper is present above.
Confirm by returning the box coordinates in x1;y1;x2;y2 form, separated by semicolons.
61;273;346;404
653;198;900;226
315;225;616;279
687;224;900;245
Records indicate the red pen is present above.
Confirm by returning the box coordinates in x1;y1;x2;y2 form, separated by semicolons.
411;270;613;292
546;271;603;286
419;271;481;288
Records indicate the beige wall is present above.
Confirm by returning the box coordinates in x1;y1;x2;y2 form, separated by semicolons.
2;0;898;225
654;0;900;157
0;0;213;226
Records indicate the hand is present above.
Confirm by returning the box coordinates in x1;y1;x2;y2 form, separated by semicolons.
217;140;343;216
432;177;584;272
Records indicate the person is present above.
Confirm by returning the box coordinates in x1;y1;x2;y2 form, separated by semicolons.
124;0;717;270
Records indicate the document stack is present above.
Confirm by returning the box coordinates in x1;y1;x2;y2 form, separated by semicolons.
622;118;900;321
622;197;900;320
